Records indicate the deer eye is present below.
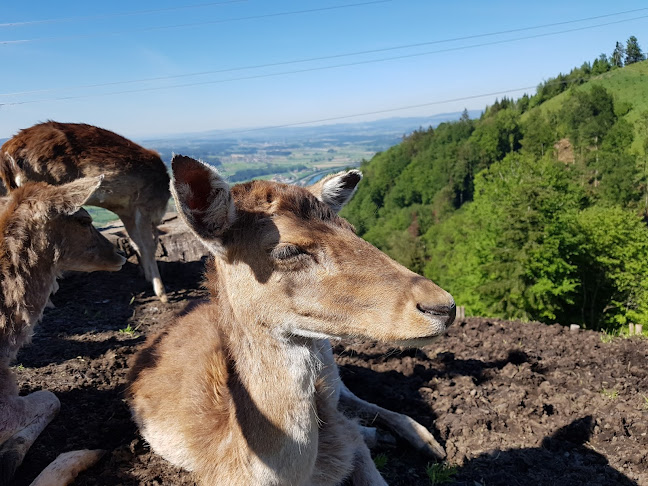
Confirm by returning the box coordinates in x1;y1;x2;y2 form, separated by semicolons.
271;244;307;261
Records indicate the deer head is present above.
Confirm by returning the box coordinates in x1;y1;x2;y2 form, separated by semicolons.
1;176;126;274
171;155;454;345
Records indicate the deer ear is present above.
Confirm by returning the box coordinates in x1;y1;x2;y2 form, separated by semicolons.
52;175;103;215
307;169;362;213
171;155;235;248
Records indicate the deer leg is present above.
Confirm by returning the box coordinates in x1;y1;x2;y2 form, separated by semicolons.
29;449;105;486
0;390;61;485
311;401;388;486
348;438;389;486
339;382;446;459
358;425;378;448
121;211;167;303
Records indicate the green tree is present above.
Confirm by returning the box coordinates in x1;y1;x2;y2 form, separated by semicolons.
625;35;645;65
561;85;616;155
520;110;555;158
424;154;586;322
591;53;611;75
611;41;625;68
575;206;648;329
637;111;648;216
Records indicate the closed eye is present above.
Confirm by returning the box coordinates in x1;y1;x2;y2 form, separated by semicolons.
271;244;307;260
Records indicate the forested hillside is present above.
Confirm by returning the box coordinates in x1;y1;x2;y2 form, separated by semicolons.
342;39;648;332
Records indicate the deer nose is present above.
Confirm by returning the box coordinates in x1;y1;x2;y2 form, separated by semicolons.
416;302;456;327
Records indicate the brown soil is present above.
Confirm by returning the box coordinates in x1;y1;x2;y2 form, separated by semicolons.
11;261;648;486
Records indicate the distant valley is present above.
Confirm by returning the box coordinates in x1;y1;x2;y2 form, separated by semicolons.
138;111;479;186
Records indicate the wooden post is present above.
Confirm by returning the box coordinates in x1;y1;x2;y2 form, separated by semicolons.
635;324;643;336
456;306;465;319
629;322;635;335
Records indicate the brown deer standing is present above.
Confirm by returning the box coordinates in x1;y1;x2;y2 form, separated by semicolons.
0;177;126;485
0;121;171;302
128;155;455;485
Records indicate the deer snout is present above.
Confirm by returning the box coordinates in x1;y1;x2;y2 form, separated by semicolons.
416;301;456;327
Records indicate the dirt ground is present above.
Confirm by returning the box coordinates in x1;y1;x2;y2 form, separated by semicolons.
11;260;648;486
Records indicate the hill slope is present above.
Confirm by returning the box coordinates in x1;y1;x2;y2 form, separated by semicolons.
342;59;648;331
532;60;648;153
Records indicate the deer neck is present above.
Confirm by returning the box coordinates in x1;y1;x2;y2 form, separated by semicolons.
0;233;59;362
218;294;323;469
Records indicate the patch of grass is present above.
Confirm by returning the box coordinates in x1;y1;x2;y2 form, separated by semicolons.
119;324;137;335
16;364;25;371
426;462;457;485
600;331;616;343
373;453;388;470
642;395;648;410
601;388;619;399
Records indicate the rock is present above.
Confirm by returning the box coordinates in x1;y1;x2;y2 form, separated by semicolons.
100;212;209;263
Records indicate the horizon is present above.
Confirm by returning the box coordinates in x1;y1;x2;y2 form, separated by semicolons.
2;0;648;139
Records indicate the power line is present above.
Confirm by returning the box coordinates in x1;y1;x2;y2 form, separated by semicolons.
1;13;646;107
224;86;539;135
0;1;247;28
1;0;394;44
165;73;602;135
1;6;646;98
167;69;620;135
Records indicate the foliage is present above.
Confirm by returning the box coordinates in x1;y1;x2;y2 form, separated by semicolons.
625;36;645;65
373;453;388;470
424;154;586;322
560;85;615;152
573;206;648;329
346;38;648;331
612;41;625;68
426;463;457;485
601;388;619;399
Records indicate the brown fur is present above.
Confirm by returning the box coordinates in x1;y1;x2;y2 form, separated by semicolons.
128;157;456;485
0;121;171;301
0;179;125;483
0;181;125;363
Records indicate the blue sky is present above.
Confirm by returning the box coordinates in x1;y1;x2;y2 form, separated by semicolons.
2;0;648;139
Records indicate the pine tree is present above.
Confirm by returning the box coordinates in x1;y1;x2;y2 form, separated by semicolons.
625;36;645;65
611;41;625;68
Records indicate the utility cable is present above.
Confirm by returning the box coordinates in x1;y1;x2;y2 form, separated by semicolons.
1;6;646;97
0;1;247;28
1;14;646;107
1;0;394;44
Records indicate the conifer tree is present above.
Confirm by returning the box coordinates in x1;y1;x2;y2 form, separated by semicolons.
611;41;625;67
625;36;645;65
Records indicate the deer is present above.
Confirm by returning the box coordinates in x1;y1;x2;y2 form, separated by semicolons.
127;155;456;485
0;121;171;303
0;177;127;485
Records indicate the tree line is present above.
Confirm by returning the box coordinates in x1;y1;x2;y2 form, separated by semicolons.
342;36;648;331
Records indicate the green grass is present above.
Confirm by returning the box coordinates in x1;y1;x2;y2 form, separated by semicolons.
426;463;457;485
600;331;617;343
119;323;138;335
527;60;648;154
373;453;388;470
601;388;619;399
